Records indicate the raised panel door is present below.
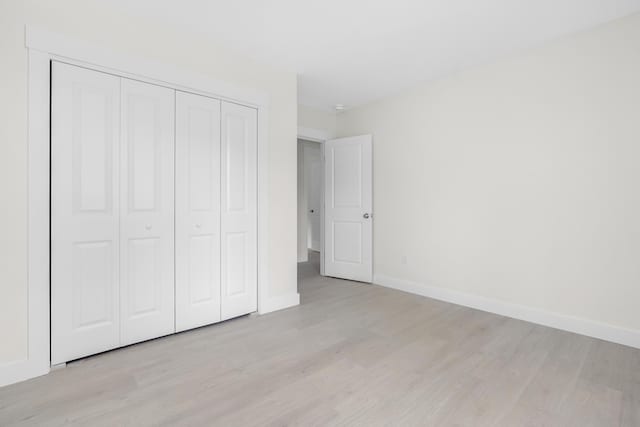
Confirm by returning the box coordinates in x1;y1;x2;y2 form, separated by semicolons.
119;78;175;345
51;61;121;364
324;135;373;283
220;102;257;320
175;91;222;332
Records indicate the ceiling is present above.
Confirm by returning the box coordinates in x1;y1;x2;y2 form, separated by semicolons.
109;0;640;111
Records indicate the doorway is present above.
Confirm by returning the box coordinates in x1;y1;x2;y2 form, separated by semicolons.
297;139;323;275
297;134;373;286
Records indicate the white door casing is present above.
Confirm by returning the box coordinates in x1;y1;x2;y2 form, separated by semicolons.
175;91;222;332
51;62;121;364
324;135;373;283
119;78;176;345
221;102;258;320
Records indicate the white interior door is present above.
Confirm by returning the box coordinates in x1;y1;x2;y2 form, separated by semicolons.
306;143;322;252
51;62;121;364
175;91;222;332
220;101;258;320
324;135;373;282
119;78;175;345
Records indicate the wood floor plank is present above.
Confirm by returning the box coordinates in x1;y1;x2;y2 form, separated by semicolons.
0;250;638;426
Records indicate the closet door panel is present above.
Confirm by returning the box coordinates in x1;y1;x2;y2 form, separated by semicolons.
175;92;222;332
221;102;258;320
51;62;121;364
120;78;175;345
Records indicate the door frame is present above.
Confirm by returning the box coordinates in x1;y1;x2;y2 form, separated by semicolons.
297;127;333;276
19;26;272;385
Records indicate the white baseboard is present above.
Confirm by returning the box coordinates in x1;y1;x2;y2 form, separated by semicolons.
374;274;640;349
260;292;300;315
0;359;49;388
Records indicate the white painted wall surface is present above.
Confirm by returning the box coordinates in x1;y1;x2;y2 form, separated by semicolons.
0;0;297;365
337;13;640;338
298;105;336;136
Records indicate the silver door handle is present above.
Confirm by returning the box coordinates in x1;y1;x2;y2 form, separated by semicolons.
363;213;370;219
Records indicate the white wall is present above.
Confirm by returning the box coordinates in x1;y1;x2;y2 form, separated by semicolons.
0;0;297;365
337;12;640;342
298;105;336;136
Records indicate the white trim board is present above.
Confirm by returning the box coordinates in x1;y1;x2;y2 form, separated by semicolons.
260;293;301;315
0;360;49;388
374;274;640;349
1;25;285;388
298;126;333;143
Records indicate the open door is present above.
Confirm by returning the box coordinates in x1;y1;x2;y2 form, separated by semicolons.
324;135;372;282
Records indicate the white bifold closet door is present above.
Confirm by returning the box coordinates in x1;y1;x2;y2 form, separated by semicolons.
51;62;121;364
119;78;175;346
220;102;258;320
175;96;258;328
52;61;258;364
175;92;222;332
51;62;175;363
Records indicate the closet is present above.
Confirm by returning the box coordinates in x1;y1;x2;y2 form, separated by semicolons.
51;62;258;364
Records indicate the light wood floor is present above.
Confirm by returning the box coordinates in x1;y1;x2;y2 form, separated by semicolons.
1;251;639;426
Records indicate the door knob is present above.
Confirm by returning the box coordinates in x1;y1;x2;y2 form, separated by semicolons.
310;209;315;213
363;213;370;219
